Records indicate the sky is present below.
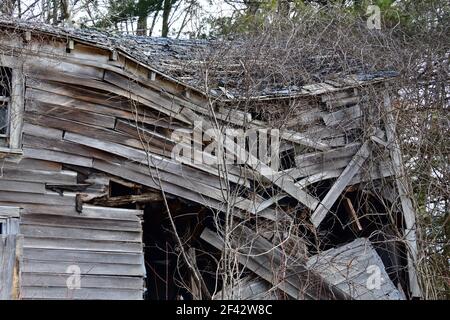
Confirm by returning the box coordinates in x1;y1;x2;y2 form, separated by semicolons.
16;0;238;38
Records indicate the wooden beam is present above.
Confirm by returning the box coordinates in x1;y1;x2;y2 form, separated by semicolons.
89;193;163;207
310;141;371;227
342;196;362;231
383;89;421;298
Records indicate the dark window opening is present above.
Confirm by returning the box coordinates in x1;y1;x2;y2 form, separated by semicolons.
142;200;220;300
0;66;12;137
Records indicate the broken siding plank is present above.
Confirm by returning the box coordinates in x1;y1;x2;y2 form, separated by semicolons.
115;119;176;151
92;159;277;222
311;141;371;227
62;133;228;199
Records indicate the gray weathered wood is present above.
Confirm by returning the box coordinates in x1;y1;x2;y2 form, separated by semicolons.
311;141;371;227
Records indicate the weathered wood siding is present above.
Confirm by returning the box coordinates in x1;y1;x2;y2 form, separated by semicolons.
0;159;145;299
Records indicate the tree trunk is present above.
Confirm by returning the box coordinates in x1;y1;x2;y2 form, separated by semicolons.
51;0;58;25
137;15;148;36
161;0;172;38
149;10;159;36
60;0;72;25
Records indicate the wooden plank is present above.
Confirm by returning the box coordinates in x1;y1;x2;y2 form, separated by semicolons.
281;130;331;151
103;71;180;114
27;78;129;111
221;135;320;210
21;273;143;290
22;134;109;160
0;191;75;206
1;158;62;171
0;180;46;194
25;57;104;80
92;159;278;222
25;112;157;153
0;206;21;218
383;89;421;298
22;260;144;276
115;119;176;151
33;69;188;124
23;123;64;140
26;98;117;129
295;143;361;169
322;105;361;126
20;225;142;242
0;235;17;299
89;193;163;207
82;205;142;221
22;248;143;265
0;168;77;184
20;214;141;232
310;141;371;227
23;148;94;168
15;204;142;222
23;237;143;253
26;84;143;120
21;286;143;300
26;79;186;129
9;69;25;149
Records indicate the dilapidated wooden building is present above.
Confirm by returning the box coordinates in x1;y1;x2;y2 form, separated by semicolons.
0;17;421;300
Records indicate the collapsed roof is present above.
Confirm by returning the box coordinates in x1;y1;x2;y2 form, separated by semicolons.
0;16;397;99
